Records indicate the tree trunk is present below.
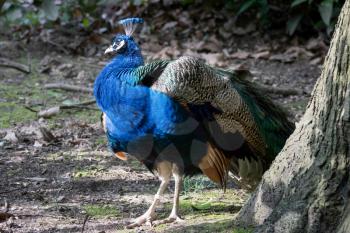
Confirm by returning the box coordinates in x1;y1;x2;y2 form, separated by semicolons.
237;1;350;233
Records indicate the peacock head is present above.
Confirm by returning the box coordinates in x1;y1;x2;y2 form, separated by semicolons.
104;18;144;56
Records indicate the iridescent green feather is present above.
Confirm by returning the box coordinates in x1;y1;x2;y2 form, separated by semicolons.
216;69;295;161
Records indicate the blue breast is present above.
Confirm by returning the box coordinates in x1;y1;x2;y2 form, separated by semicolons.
94;64;191;152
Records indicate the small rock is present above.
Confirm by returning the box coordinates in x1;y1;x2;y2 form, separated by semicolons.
3;131;18;143
25;177;48;182
57;195;66;202
33;141;43;148
57;63;73;71
76;70;87;80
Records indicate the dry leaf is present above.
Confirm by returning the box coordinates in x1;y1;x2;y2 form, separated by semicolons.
200;53;224;66
231;51;250;59
252;51;270;59
0;212;14;223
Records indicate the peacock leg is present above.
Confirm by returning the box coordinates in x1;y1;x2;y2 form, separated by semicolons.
154;171;184;225
127;162;171;228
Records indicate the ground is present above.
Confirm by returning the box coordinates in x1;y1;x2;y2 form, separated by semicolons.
0;21;323;232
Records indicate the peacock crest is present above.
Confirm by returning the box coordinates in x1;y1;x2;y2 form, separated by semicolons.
119;17;144;36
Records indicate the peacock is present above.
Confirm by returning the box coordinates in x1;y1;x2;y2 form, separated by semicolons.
93;18;294;228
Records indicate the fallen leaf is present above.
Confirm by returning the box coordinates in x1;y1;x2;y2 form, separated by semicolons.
200;53;225;66
161;21;177;31
269;54;294;63
0;212;14;223
232;23;256;36
306;37;328;52
39;126;56;142
76;70;88;80
310;57;323;65
230;51;250;59
252;51;270;59
33;141;43;148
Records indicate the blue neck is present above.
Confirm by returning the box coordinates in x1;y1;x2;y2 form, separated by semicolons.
108;50;144;69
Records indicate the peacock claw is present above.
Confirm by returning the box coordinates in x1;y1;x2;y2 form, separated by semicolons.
153;215;184;226
126;214;155;229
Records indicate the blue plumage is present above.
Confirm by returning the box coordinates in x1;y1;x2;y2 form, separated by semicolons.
94;32;190;156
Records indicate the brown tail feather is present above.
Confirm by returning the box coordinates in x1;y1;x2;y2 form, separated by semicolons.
198;141;230;189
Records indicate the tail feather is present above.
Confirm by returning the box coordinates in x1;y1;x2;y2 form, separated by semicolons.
216;69;295;162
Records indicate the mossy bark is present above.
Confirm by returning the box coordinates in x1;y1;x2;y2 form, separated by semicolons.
237;1;350;232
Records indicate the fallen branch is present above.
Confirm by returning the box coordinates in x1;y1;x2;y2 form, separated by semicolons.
44;83;93;94
37;99;97;118
0;187;23;195
259;84;304;96
0;58;30;74
61;99;96;107
44;39;70;54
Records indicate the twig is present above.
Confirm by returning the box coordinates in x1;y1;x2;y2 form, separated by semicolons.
24;105;38;113
259;84;304;96
61;99;96;107
81;215;89;233
4;199;9;213
37;99;97;118
45;39;70;54
0;187;23;195
0;58;30;74
44;83;93;94
39;127;56;142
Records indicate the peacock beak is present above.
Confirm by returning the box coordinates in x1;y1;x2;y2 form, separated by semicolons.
104;40;126;54
104;45;115;54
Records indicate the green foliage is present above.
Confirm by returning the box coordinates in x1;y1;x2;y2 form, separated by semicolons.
232;0;344;35
0;0;102;30
287;0;343;35
182;176;216;195
0;0;344;36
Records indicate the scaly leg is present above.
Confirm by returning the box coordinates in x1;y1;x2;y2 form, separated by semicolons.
154;171;184;225
127;162;171;228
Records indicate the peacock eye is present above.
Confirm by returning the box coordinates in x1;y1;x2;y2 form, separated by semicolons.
112;40;126;51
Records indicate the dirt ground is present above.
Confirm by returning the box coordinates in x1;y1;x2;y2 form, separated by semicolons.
0;18;324;232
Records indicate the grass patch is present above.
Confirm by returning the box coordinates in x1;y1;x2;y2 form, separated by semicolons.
286;99;308;111
94;136;106;146
73;109;100;124
73;165;105;178
233;227;254;233
126;157;148;172
0;58;99;128
182;176;216;195
159;217;254;233
172;199;239;216
0;102;36;128
83;204;119;218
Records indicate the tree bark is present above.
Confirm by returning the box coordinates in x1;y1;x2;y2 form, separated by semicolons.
237;1;350;233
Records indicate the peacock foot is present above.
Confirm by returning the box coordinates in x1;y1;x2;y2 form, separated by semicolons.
153;214;184;226
126;213;155;229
